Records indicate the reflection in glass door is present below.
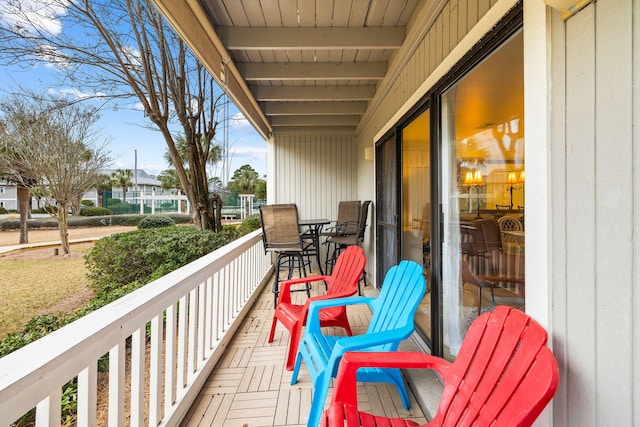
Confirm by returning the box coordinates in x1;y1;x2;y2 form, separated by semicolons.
440;30;524;359
401;109;431;342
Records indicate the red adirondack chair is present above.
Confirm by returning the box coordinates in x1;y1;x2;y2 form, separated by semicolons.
321;306;559;427
268;245;366;371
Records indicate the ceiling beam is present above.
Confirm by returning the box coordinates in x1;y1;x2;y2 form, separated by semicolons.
252;86;376;101
269;115;361;126
272;125;356;134
217;27;405;50
237;62;387;80
261;101;368;115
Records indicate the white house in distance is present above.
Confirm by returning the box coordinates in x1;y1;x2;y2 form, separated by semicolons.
0;169;171;212
101;168;165;204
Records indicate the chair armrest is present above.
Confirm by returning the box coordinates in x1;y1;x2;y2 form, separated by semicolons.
278;275;328;304
333;327;414;353
330;351;452;407
477;274;525;285
306;296;375;334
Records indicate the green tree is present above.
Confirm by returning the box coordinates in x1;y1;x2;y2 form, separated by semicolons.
0;0;228;232
111;169;133;204
157;168;182;192
228;165;260;194
95;173;114;208
255;178;267;201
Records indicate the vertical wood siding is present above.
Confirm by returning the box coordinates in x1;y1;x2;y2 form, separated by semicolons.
550;1;638;425
357;0;497;151
272;133;357;221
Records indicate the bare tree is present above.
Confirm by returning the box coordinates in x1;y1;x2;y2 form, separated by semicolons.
1;107;39;244
0;94;111;255
0;0;227;231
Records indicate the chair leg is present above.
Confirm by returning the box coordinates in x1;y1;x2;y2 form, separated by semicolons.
477;287;482;316
285;323;303;371
337;311;353;336
268;314;278;343
307;371;332;427
273;253;284;308
385;368;411;410
297;254;310;297
291;351;303;385
357;270;366;295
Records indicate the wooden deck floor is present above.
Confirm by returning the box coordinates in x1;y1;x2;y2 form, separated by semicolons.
181;277;429;427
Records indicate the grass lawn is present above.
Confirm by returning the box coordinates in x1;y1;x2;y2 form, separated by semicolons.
0;249;92;338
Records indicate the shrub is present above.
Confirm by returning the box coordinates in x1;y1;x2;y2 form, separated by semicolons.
79;207;112;216
0;313;74;358
107;202;134;215
0;206;6;214
85;226;234;291
138;215;176;229
81;200;94;207
237;214;262;236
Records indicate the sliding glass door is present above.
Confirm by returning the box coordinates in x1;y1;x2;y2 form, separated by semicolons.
401;108;432;342
375;14;524;358
439;30;524;358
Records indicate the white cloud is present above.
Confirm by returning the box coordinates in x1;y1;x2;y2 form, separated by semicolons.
0;0;66;36
229;112;250;128
37;44;71;69
229;145;267;161
122;45;142;69
47;87;107;100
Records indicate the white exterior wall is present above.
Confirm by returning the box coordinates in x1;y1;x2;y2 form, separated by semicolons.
270;132;357;221
545;1;639;425
0;183;18;211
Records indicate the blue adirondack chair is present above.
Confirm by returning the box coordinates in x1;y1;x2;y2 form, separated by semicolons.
291;260;427;427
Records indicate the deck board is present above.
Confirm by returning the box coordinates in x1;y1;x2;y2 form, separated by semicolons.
181;275;428;426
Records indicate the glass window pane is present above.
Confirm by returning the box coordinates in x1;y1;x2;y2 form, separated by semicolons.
440;30;524;360
402;109;431;341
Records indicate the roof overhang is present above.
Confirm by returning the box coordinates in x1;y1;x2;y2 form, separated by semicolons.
149;0;421;137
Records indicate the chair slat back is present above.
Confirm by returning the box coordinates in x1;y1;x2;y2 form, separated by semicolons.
355;200;371;243
434;306;559;426
367;260;426;338
336;200;361;235
325;246;366;297
259;204;303;251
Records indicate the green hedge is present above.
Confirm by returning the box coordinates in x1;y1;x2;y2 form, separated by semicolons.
79;207;112;216
138;215;175;229
85;226;234;290
0;214;194;230
237;214;262;236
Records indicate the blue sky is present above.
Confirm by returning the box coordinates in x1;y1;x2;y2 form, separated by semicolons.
1;66;267;181
0;2;267;181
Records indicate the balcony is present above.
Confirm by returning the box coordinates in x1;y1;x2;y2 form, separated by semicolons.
0;229;427;426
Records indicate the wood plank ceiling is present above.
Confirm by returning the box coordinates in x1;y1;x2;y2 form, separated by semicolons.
191;0;420;136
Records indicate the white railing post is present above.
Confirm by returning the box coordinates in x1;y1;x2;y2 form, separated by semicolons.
0;230;271;427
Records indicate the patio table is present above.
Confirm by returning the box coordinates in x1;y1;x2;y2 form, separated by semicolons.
299;218;330;275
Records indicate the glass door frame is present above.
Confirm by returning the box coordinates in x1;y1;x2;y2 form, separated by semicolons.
374;4;523;358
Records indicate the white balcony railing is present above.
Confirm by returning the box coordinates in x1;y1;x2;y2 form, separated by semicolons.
0;229;271;426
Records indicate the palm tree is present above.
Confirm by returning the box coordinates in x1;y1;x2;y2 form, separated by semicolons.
112;169;133;204
95;173;114;208
229;165;259;194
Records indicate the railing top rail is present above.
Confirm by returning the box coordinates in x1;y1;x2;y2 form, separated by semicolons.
0;229;264;418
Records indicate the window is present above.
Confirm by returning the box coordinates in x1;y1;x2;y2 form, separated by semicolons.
376;13;523;358
440;30;524;358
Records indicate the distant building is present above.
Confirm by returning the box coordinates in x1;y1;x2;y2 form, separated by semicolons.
0;169;178;212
